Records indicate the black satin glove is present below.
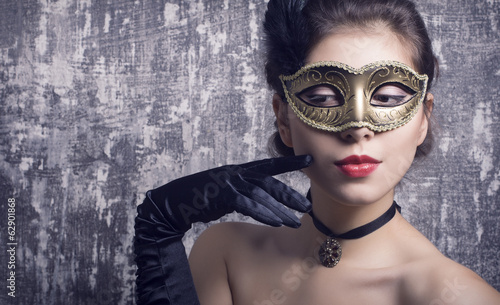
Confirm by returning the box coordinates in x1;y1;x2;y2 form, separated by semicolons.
134;155;313;305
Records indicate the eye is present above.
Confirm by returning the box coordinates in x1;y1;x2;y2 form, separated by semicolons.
370;84;416;107
298;85;344;107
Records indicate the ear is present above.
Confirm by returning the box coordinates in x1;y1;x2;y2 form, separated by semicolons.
417;93;434;145
272;94;293;147
424;92;434;114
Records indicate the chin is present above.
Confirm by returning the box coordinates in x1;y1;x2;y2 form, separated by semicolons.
332;191;392;207
309;174;396;206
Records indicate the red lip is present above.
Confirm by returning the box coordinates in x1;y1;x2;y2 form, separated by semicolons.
334;155;381;178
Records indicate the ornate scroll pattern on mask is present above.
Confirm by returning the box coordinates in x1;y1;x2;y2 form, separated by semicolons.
363;65;427;131
286;68;350;128
280;61;428;133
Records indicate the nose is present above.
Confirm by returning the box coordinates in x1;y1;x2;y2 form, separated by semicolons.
339;127;375;143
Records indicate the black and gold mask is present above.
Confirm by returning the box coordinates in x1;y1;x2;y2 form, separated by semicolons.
280;61;428;132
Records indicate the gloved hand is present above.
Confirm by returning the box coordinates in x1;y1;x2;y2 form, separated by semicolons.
134;155;313;305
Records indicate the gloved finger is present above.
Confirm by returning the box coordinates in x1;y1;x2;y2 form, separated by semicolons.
230;182;303;228
239;155;313;176
237;197;302;228
246;174;311;213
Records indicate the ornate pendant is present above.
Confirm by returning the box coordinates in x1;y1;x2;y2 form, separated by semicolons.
319;237;342;268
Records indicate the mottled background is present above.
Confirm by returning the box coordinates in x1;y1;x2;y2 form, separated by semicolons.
0;0;499;304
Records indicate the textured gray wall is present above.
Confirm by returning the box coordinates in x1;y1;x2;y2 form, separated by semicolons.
0;0;498;304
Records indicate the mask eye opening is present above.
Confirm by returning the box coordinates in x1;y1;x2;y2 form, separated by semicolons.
297;84;345;108
370;82;418;108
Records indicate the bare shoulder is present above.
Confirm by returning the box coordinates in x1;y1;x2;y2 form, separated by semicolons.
401;253;500;305
389;215;500;304
189;222;277;305
189;221;282;267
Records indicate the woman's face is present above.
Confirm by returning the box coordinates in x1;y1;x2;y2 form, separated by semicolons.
275;30;432;206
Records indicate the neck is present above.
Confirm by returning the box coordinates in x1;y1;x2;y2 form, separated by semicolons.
307;184;395;236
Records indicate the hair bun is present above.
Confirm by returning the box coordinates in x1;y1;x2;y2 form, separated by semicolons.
263;0;310;95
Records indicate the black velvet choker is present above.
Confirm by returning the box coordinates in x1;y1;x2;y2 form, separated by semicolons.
306;191;401;268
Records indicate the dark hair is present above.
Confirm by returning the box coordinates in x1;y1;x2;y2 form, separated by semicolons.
264;0;438;158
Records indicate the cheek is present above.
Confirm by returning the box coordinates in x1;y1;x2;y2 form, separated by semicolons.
287;115;308;154
383;147;415;182
288;116;332;156
382;111;426;172
287;118;341;180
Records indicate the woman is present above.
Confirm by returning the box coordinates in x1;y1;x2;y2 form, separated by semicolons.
134;0;500;304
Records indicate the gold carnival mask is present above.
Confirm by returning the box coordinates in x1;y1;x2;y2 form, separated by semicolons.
279;61;429;132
